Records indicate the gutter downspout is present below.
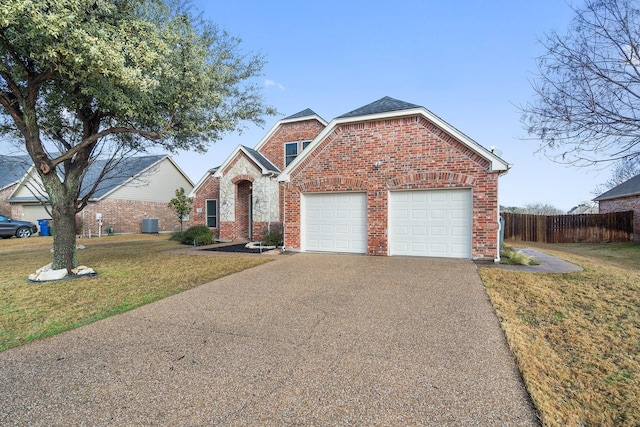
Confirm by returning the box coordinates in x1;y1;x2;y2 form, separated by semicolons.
495;167;511;263
282;181;286;252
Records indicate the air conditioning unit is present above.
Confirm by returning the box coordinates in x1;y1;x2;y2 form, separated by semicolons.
141;218;159;233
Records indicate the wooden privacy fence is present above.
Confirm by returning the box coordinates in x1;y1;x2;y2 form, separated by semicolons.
502;211;634;243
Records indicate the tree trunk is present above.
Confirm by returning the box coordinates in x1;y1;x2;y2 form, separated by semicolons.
49;189;78;273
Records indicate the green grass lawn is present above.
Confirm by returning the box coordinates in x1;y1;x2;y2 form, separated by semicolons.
0;234;271;352
479;240;640;426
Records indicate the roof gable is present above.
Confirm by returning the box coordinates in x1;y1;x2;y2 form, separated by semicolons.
283;108;319;120
82;155;167;199
253;110;328;153
0;155;31;190
213;145;281;178
7;155;181;202
337;96;420;118
279;97;510;181
594;173;640;201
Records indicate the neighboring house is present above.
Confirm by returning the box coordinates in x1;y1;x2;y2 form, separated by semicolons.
594;173;640;241
568;204;599;215
189;96;510;260
0;155;31;216
6;155;193;235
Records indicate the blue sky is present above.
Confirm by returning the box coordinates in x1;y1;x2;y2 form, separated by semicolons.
0;1;607;211
170;0;605;212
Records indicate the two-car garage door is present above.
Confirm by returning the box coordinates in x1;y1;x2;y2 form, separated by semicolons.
302;189;472;258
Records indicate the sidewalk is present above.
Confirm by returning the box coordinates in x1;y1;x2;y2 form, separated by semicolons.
478;248;583;273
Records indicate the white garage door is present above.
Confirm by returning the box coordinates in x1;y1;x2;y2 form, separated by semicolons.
22;204;51;225
302;192;367;254
389;189;472;258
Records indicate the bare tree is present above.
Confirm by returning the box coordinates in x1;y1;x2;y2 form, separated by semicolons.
592;157;640;196
522;0;640;167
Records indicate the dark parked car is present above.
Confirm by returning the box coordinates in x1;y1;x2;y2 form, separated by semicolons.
0;214;38;238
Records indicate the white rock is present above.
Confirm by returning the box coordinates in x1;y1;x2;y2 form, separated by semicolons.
75;267;95;276
36;263;52;274
37;268;68;281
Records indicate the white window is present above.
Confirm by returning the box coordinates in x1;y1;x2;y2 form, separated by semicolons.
302;140;312;150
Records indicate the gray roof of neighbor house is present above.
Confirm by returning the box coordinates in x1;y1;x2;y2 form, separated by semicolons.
594;173;640;201
0;155;31;189
283;108;319;121
81;155;166;199
337;96;421;118
240;146;280;173
7;155;168;202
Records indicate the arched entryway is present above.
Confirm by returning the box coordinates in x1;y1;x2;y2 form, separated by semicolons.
235;180;253;240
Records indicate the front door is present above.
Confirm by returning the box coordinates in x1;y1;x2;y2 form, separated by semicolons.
235;180;253;240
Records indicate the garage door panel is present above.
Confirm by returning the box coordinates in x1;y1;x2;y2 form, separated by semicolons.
389;189;472;258
303;193;367;254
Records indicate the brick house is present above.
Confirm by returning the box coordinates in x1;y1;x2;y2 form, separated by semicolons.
594;173;640;241
6;155;193;235
0;155;31;216
189;97;510;260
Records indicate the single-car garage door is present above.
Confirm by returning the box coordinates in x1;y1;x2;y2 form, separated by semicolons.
389;189;472;258
22;204;51;227
302;192;367;254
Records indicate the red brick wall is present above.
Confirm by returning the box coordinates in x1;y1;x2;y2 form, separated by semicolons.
599;196;640;242
283;115;502;259
185;174;220;238
258;119;325;171
80;199;181;235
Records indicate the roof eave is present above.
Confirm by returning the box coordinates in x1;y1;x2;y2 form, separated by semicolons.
594;192;640;202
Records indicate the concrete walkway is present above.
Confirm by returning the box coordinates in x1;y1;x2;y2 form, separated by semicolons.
1;254;538;426
479;248;583;273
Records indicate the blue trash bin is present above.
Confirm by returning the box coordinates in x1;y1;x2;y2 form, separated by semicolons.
38;219;50;236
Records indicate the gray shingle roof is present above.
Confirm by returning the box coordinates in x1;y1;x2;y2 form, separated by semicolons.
337;96;421;118
82;155;166;199
3;154;167;201
594;173;640;201
0;155;31;189
283;108;319;121
241;146;280;173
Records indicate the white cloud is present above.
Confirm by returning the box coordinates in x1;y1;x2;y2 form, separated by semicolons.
264;79;285;90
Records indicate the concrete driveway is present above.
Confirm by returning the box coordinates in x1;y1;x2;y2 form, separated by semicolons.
1;254;538;426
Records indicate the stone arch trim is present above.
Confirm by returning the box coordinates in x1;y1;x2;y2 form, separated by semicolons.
231;174;255;184
386;172;477;189
297;177;368;192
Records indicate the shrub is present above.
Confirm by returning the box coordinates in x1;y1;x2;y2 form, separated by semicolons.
262;232;283;247
170;231;185;242
179;225;214;246
261;223;283;246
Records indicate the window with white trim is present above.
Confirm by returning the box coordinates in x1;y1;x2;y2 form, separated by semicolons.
285;142;298;166
206;199;217;228
302;140;312;150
